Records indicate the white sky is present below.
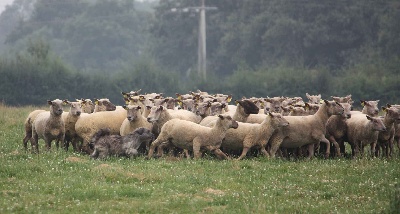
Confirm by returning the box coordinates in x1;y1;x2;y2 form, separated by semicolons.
0;0;14;14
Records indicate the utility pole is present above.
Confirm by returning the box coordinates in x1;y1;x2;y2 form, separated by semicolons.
198;0;207;80
171;0;217;80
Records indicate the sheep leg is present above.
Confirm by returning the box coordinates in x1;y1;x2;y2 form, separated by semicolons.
388;137;394;158
370;142;377;158
44;138;51;151
30;133;39;154
193;140;202;159
237;147;250;160
320;137;330;159
260;146;270;158
306;144;315;160
147;138;163;159
269;137;283;159
90;149;99;159
23;132;32;151
212;148;230;160
327;135;341;157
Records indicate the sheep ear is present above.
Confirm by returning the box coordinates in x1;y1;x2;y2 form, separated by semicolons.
366;115;373;121
386;103;392;108
235;100;239;105
226;95;232;103
304;103;310;110
218;115;224;120
158;106;164;111
47;100;52;105
137;106;142;110
221;103;226;108
323;100;329;105
123;105;128;110
268;112;273;117
146;105;152;110
62;99;69;105
382;106;387;112
139;96;145;101
360;100;366;106
207;102;212;107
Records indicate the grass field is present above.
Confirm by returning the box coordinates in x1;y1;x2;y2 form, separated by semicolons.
1;104;399;213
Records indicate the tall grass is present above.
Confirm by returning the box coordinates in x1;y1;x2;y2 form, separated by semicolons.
0;104;399;213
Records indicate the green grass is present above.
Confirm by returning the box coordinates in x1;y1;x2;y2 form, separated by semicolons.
0;104;399;213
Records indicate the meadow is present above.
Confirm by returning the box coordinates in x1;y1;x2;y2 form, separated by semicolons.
0;104;399;213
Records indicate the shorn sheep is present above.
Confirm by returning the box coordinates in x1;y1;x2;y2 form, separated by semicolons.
61;100;82;151
220;112;289;160
31;99;65;153
90;127;154;159
376;106;400;157
147;115;239;160
22;109;46;151
268;100;344;159
75;107;126;154
346;114;386;157
325;102;352;157
93;98;117;112
120;105;152;136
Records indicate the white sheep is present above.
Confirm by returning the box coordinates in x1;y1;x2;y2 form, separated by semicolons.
61;100;82;151
120;105;152;136
268;100;344;159
147;115;238;159
376;106;400;157
74;107;126;154
147;105;202;136
22;109;46;151
77;98;94;113
346;114;386;157
219;112;289;160
31;99;65;153
351;100;380;117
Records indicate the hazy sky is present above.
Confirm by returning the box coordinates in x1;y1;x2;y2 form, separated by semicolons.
0;0;14;14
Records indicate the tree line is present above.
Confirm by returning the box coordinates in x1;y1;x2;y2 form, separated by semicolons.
0;0;399;106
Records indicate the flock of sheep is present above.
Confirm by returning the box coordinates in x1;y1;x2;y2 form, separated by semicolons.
22;89;400;160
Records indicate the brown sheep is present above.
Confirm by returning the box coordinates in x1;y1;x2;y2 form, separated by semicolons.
376;106;400;157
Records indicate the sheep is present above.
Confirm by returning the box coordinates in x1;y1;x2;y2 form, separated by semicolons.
75;107;126;154
265;97;286;113
331;95;353;104
93;98;117;112
325;102;352;157
61;100;82;151
119;105;152;136
288;105;308;116
178;98;197;111
31;99;65;153
78;98;94;113
147;105;202;137
268;100;344;159
219;112;289;160
22;109;46;151
392;105;400;154
351;100;380;117
376;106;400;157
209;102;226;116
306;93;321;104
147;115;238;159
90;127;154;159
199;100;259;126
346;114;386;157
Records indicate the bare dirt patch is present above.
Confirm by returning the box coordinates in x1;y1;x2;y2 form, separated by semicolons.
65;157;87;163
